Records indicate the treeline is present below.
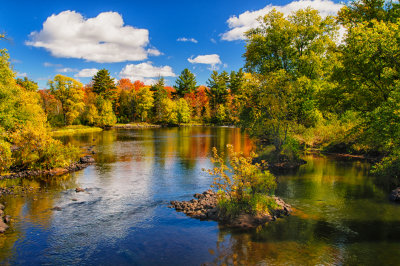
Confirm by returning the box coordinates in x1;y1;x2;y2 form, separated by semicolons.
236;0;400;179
37;68;247;128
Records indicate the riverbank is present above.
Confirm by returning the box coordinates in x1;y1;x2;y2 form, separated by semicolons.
169;190;292;229
51;125;103;136
0;155;95;182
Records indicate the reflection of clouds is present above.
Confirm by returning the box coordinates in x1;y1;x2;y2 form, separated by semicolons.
47;150;156;263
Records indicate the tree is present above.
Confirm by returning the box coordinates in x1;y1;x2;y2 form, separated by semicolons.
117;78;133;91
160;98;178;125
0;48;79;172
175;98;191;124
152;77;167;122
95;96;117;127
174;68;197;97
335;19;400;112
338;0;400;26
207;71;229;109
240;71;298;155
48;75;85;125
244;8;338;79
136;87;154;122
16;77;38;92
92;69;117;100
229;69;244;95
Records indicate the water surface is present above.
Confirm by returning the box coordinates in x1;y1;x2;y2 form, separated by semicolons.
0;127;399;265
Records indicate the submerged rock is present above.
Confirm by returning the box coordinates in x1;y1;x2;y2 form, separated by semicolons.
169;190;292;229
75;187;85;193
51;206;62;211
0;203;9;233
390;188;400;201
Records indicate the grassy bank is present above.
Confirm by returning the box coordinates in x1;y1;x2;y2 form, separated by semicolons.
51;125;103;136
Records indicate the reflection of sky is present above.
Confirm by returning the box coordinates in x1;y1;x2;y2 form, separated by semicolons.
1;127;257;264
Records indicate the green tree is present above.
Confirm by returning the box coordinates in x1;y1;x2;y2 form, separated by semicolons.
335;20;400;112
229;69;244;95
338;0;400;26
48;74;85;125
92;69;117;100
207;70;229;109
174;68;197;97
152;77;167;122
244;8;338;79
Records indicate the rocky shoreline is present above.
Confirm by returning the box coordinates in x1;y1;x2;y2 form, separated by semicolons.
169;190;292;229
0;155;95;181
0;203;10;233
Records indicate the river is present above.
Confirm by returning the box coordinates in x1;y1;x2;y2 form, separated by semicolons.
0;127;399;265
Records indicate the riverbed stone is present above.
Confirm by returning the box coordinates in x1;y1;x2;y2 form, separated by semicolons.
389;187;400;201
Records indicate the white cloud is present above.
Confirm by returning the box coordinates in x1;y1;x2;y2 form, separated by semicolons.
210;38;217;44
16;72;27;77
188;54;222;70
221;0;343;41
44;62;62;67
177;37;198;43
74;68;99;78
119;62;176;83
57;67;78;73
27;11;160;63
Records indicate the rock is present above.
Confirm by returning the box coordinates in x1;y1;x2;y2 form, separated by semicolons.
0;220;8;233
390;188;400;201
75;187;85;193
169;190;291;229
4;215;11;224
79;155;95;164
71;198;78;201
51;206;62;211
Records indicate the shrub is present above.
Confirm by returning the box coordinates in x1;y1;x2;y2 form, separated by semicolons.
0;137;12;174
204;145;277;217
371;149;400;180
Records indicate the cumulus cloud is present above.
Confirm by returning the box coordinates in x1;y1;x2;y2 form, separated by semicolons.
221;0;343;41
74;68;99;78
27;11;160;63
177;37;198;43
119;62;176;83
188;54;222;70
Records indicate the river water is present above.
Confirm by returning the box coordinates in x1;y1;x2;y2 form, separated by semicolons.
0;127;400;265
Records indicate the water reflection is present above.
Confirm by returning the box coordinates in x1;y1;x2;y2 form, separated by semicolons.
1;128;399;265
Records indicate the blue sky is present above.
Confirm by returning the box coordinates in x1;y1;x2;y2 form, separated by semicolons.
0;0;342;88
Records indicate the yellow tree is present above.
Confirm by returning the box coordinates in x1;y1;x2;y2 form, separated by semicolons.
48;75;85;125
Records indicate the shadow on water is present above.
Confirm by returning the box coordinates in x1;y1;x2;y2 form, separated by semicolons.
1;127;400;265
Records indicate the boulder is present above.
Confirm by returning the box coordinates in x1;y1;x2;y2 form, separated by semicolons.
75;187;85;193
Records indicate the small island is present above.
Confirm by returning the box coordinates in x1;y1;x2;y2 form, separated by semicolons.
170;145;292;229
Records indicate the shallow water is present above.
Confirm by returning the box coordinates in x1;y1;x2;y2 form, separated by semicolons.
0;127;399;265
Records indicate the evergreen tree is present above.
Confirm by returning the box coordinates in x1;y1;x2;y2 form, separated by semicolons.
207;70;229;109
92;69;117;100
174;68;197;97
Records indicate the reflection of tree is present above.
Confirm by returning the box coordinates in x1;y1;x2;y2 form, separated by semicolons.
0;173;79;263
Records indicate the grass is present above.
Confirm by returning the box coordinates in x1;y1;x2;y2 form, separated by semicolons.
51;125;103;136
